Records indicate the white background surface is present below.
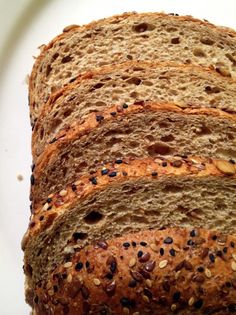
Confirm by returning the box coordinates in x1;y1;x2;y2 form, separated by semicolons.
0;1;236;314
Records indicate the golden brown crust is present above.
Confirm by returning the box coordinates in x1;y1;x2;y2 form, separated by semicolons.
29;11;236;120
32;227;236;314
23;156;236;251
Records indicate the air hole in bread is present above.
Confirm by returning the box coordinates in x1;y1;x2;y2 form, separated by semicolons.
72;232;88;240
166;27;178;32
195;125;211;135
158;121;169;128
61;55;72;63
216;149;236;160
62;108;73;118
126;77;142;85
193;48;206;57
163;185;182;193
145;134;155;142
171;37;180;44
147;143;172;156
46;64;52;77
227;133;234;140
126;54;133;60
200;37;215;45
39;127;44;140
132;22;155;33
225;53;236;65
160;134;175;142
84;211;103;224
142;80;154;86
130;91;138;98
175;205;189;213
205;86;221;94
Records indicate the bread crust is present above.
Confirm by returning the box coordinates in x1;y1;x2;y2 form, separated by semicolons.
29;12;236;122
23;156;236;251
31;227;236;314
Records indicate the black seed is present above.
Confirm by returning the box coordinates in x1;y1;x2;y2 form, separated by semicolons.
194;299;203;309
108;171;117;177
101;169;109;175
115;159;123;164
110;262;117;273
128;279;137;288
71;184;77;191
30;174;35;185
229;159;235;164
223;247;228;253
137;251;143;258
110;111;117;116
75;262;83;271
132;241;137;247
226;281;232;288
187;239;194;246
96;115;104;122
151;171;158;177
160;248;164;256
143;288;153;299
47;198;52;203
212;235;217;240
162;161;167;167
123;242;130;248
169;249;176;256
190;230;196;237
47;206;52;210
89;177;97;185
120;297;130;307
197;266;204;272
164;237;173;244
122;171;128;176
173;291;181;302
105;273;113;280
34;296;39;304
49;137;57;144
123;103;128;109
230;242;235;248
85;261;90;269
216;250;223;257
140;241;147;246
209;253;215;263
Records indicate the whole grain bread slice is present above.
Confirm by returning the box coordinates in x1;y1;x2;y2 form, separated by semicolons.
32;61;236;157
23;157;236;303
29;12;236;123
30;102;236;207
29;228;236;315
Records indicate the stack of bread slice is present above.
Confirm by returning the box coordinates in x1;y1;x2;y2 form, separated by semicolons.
23;12;236;314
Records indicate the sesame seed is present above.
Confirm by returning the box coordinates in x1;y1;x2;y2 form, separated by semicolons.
194;299;203;309
150;243;158;252
59;189;67;197
145;279;152;288
108;171;117;177
105;280;116;295
123;103;128;109
160;248;164;256
169;249;176;256
115;159;123;164
96;115;104;122
205;268;212;278
64;262;72;268
232;253;236;261
101;168;109;175
171;304;177;311
75;262;83;271
93;278;100;286
48;289;54;296
142;295;150;303
123;242;130;248
89;177;97;185
123;308;129;315
42;202;49;211
164;237;173;244
137;250;143;258
175;270;181;280
231;261;236;271
209;253;215;263
188;297;195;306
159;260;168;269
129;258;136;268
144;260;156;272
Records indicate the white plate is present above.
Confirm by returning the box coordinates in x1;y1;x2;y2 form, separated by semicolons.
0;1;236;314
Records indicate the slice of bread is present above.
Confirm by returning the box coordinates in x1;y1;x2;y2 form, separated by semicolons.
23;157;236;294
29;228;236;315
31;102;236;207
32;61;236;157
29;12;236;123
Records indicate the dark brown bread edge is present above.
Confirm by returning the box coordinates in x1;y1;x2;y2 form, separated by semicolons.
29;11;236;118
23;156;236;251
30;227;236;314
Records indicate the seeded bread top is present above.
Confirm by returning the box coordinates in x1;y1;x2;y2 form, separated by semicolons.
31;227;236;314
